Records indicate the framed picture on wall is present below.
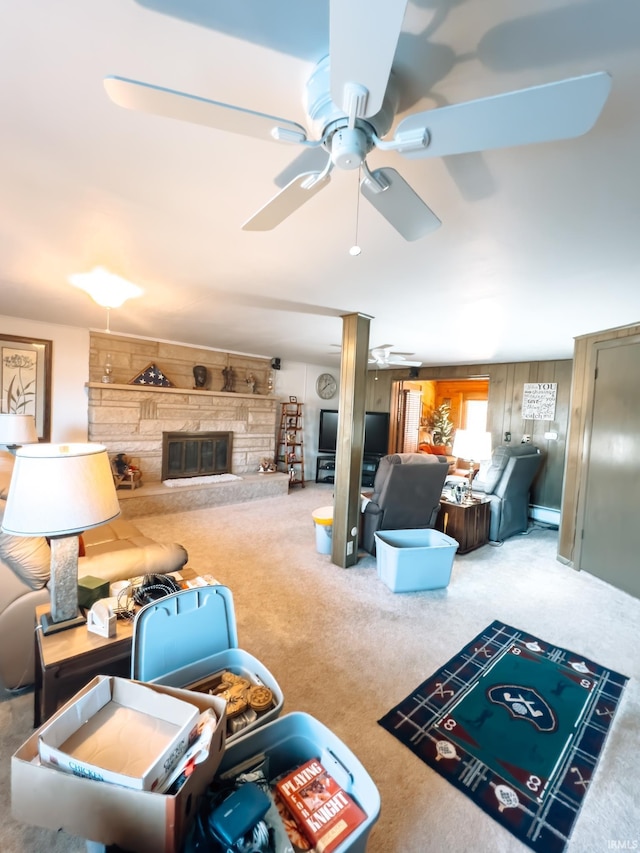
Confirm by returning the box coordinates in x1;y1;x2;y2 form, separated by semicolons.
1;334;52;441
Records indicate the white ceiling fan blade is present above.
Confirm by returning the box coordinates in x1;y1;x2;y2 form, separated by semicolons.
369;344;393;358
388;357;422;366
330;0;408;118
369;344;421;367
396;72;612;159
368;358;422;368
361;168;441;241
242;172;331;231
104;76;308;143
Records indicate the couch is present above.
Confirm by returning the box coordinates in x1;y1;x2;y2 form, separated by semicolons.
0;451;188;691
466;444;543;542
361;453;449;555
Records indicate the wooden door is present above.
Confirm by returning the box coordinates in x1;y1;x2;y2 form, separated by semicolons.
578;336;640;598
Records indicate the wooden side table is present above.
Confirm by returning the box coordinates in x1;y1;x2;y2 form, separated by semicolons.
33;603;134;727
33;568;201;727
436;498;490;554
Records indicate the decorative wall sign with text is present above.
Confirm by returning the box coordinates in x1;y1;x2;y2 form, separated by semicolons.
522;383;557;420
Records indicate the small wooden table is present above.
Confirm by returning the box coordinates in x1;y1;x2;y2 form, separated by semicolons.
33;568;198;727
436;497;491;554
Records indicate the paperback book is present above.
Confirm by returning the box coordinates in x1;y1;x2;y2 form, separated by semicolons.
275;758;366;853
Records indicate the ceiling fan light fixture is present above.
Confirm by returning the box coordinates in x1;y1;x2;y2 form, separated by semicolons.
330;127;369;169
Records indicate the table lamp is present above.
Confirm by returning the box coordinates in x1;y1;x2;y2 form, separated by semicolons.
0;414;38;453
1;443;121;634
452;429;492;504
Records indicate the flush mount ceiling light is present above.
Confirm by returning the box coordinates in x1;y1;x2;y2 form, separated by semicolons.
69;266;144;307
69;267;144;332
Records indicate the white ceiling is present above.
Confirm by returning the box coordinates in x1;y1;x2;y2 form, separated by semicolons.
2;0;640;369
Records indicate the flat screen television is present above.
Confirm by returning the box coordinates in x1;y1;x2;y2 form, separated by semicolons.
318;409;390;457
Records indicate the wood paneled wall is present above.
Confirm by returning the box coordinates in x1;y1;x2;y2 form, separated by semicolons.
366;359;573;511
427;379;490;430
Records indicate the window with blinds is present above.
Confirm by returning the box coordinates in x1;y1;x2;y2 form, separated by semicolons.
400;390;421;452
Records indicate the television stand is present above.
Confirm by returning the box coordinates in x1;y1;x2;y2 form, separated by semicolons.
316;454;382;488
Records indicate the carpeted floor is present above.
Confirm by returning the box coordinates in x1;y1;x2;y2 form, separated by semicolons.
1;483;638;852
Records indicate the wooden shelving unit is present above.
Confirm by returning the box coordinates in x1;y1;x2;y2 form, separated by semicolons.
277;402;305;488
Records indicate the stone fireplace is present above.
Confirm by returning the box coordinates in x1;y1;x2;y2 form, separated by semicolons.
162;431;233;480
86;382;278;483
84;332;289;516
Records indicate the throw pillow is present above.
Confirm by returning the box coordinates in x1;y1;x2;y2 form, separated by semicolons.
0;498;51;590
0;450;14;499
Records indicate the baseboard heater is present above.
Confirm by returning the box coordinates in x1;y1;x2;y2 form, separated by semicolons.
528;504;560;527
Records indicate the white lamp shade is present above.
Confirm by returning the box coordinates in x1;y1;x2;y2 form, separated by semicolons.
1;443;120;536
452;430;492;462
0;414;38;445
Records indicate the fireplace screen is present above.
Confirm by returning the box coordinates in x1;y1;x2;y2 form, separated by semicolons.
162;431;232;480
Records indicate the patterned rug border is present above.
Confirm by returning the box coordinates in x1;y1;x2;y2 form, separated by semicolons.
378;620;628;853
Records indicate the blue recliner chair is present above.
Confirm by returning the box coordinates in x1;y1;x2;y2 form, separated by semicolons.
470;444;543;542
361;453;449;555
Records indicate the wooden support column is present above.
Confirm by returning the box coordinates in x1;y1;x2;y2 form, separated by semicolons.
332;312;371;567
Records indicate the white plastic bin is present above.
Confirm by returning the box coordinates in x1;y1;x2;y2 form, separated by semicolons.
215;711;380;853
374;528;459;592
312;505;333;554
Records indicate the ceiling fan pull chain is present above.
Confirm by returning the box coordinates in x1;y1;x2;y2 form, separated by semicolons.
350;166;362;256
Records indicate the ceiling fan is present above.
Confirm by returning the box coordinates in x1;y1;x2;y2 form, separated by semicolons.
103;0;611;242
369;345;421;368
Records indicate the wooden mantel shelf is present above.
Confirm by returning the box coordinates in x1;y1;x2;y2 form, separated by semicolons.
85;382;271;401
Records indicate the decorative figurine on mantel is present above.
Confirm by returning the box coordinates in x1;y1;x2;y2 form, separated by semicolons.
258;457;276;473
246;373;256;394
222;366;234;392
193;364;208;389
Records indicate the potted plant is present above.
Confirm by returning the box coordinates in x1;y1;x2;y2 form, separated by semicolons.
427;402;454;453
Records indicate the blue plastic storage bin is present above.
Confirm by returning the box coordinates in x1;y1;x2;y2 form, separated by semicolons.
374;528;459;592
216;711;380;853
131;585;283;742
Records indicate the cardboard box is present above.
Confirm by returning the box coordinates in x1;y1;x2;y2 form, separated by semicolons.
37;676;199;791
374;528;459;592
12;678;227;853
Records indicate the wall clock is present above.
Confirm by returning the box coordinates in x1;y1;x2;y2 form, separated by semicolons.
316;373;337;399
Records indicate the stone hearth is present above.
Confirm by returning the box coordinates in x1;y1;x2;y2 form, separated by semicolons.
115;472;290;519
